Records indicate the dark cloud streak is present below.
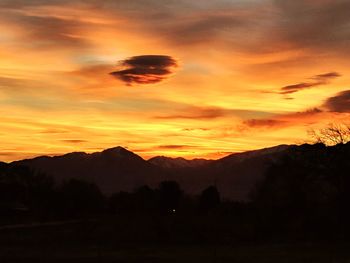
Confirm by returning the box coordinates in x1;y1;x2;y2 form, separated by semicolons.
281;82;321;95
61;139;87;144
0;10;91;49
242;108;323;130
314;72;341;79
280;72;341;94
3;0;350;57
274;0;350;52
244;119;285;128
157;145;188;149
110;55;178;85
155;107;227;120
323;90;350;113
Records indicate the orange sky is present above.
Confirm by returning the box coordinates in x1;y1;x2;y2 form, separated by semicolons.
0;0;350;162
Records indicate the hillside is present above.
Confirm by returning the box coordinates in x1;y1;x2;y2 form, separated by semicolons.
11;145;294;199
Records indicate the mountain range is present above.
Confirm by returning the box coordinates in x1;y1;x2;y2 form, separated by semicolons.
10;144;293;200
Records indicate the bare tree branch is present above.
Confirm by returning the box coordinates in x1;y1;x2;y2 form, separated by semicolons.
308;123;350;146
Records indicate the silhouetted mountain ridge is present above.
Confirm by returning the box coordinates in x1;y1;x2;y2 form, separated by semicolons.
218;144;291;163
10;144;295;199
13;146;158;194
148;156;212;169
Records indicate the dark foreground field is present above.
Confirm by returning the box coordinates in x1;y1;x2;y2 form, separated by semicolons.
1;216;350;263
2;243;350;263
2;143;350;261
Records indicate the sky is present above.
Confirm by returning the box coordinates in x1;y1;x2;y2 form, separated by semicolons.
0;0;350;161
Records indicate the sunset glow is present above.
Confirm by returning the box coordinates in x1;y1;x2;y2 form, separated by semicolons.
1;0;350;161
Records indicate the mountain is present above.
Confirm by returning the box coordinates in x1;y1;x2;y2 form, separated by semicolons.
148;156;212;169
11;145;294;200
13;147;162;194
204;144;293;199
155;144;294;200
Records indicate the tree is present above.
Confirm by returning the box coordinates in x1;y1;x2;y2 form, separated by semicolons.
252;143;343;239
134;185;156;213
308;123;350;145
109;191;135;214
58;179;105;217
199;186;221;214
109;186;157;214
158;181;183;214
0;164;57;220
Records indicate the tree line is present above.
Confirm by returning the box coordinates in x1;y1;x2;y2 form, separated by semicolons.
1;140;350;242
0;164;222;221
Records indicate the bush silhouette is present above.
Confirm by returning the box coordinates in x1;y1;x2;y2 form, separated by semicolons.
199;185;221;214
158;181;183;214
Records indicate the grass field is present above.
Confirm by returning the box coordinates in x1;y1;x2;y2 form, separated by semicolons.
1;242;350;262
0;216;349;262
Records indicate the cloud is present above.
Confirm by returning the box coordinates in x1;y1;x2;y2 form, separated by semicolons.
61;139;87;144
314;72;341;80
155;105;275;120
0;76;28;89
111;1;350;56
242;107;323;130
0;9;91;49
157;145;188;149
155;106;228;120
22;16;86;47
160;13;246;46
109;0;350;56
80;1;257;48
40;129;69;134
280;72;341;94
110;55;178;85
3;0;350;57
0;0;68;8
243;119;286;128
0;76;43;94
0;152;17;157
274;1;350;53
323;90;350;113
182;128;210;132
297;107;323;116
72;64;114;78
281;82;321;95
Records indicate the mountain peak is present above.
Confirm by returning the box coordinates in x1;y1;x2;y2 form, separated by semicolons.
101;146;142;159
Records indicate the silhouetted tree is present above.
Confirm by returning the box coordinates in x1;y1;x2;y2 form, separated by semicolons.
109;191;135;214
134;185;157;213
58;179;105;218
0;164;58;221
251;143;346;240
308;123;350;145
158;181;183;214
199;186;220;214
